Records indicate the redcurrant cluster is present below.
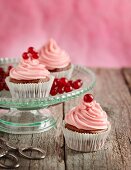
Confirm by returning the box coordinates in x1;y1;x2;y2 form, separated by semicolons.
0;66;13;91
50;77;83;96
22;47;39;60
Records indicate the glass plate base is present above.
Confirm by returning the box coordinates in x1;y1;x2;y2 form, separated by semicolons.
0;109;56;134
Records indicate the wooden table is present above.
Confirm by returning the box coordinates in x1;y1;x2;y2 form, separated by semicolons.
0;68;131;170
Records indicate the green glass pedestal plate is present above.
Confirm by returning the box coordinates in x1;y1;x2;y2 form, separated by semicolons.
0;58;95;134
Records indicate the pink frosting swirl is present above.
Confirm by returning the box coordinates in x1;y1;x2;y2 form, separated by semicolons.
39;39;71;70
10;57;50;80
65;100;109;130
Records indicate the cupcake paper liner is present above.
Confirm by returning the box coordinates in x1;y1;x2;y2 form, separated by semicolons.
51;65;74;79
63;123;111;152
5;76;54;98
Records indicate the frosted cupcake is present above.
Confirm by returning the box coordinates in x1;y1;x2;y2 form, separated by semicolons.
63;94;111;152
39;39;73;79
6;47;54;98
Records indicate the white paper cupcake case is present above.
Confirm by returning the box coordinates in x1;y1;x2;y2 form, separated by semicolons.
5;76;54;98
63;123;111;152
51;65;74;79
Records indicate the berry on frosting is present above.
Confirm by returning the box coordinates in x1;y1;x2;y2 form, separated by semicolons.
84;94;94;103
28;47;35;53
32;52;39;59
22;47;39;60
22;52;29;60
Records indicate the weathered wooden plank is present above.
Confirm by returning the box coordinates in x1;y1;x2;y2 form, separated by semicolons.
64;68;131;170
0;68;131;170
0;104;65;170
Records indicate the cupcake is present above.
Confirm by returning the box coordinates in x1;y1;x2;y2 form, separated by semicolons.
63;94;111;152
5;47;54;98
39;39;74;79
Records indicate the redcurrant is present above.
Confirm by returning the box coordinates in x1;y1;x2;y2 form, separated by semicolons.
22;52;29;60
84;94;94;103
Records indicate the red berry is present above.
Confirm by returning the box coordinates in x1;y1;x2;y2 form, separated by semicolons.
4;84;9;91
76;79;83;85
28;47;35;53
50;88;58;96
73;79;83;89
53;78;63;88
22;52;29;60
84;94;94;103
52;78;59;88
5;71;9;77
52;84;56;89
0;67;3;72
8;65;13;71
0;77;2;82
58;81;64;88
54;78;59;84
0;83;4;91
64;85;73;93
68;80;73;87
0;77;5;83
32;52;39;59
0;68;5;75
58;87;64;94
59;77;68;86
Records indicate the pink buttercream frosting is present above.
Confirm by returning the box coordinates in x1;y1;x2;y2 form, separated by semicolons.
10;57;50;80
65;100;109;130
39;39;71;70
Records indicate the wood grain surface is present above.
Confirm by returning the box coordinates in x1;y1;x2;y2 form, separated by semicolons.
0;68;131;170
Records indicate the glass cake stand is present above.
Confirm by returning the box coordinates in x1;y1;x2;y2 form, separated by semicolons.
0;58;96;134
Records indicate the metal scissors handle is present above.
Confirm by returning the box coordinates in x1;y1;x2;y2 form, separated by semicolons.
18;147;46;160
0;153;19;169
0;138;46;169
4;140;46;160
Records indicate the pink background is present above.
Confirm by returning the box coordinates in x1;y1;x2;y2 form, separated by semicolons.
0;0;131;67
